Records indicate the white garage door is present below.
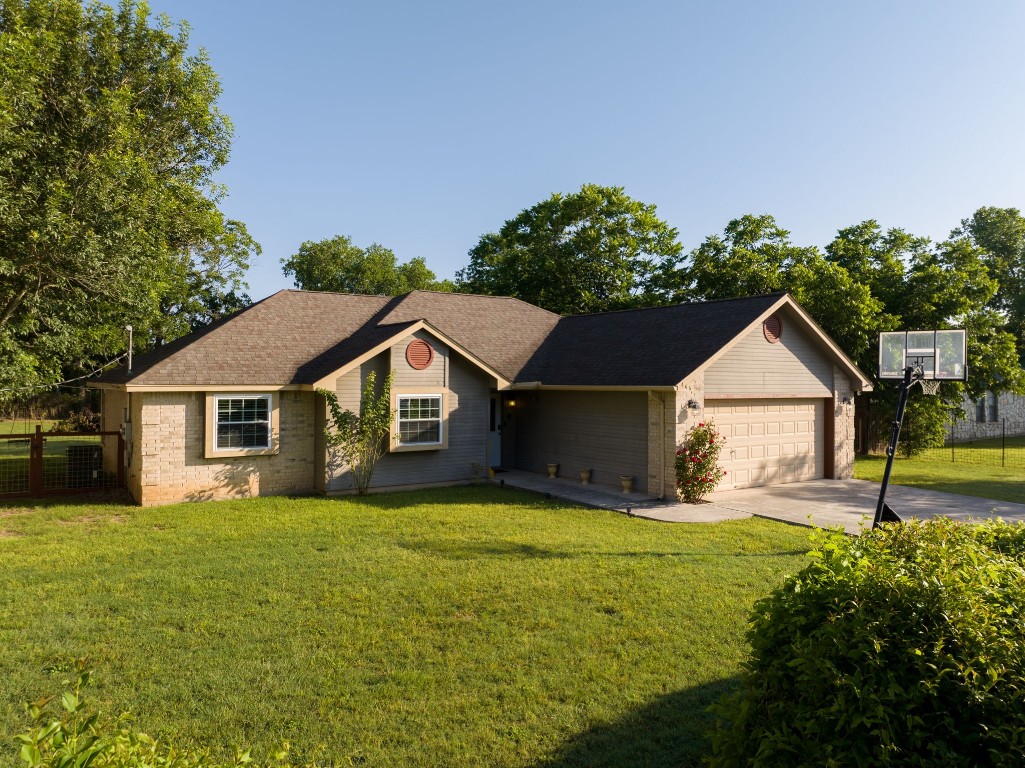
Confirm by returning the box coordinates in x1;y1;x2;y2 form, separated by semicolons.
705;399;824;490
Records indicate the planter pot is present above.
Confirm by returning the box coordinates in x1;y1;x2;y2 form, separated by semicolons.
547;463;559;479
580;469;591;485
620;475;634;493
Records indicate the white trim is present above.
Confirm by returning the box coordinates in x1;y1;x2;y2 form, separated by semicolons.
391;390;449;452
212;394;272;451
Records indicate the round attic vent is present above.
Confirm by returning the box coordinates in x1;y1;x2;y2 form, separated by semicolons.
405;339;435;370
763;314;783;344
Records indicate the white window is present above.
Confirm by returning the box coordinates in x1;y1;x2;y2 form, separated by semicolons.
214;395;271;450
397;395;442;446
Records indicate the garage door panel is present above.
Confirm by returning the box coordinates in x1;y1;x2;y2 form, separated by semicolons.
706;398;824;490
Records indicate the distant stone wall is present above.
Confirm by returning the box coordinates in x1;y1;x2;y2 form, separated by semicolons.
951;392;1025;441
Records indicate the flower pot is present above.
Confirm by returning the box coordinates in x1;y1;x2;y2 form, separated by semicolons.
580;469;591;485
620;475;634;493
547;463;559;479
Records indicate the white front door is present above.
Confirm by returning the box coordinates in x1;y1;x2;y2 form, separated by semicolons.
487;396;501;467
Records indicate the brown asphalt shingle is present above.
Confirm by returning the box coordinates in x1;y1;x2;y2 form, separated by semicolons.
95;289;788;389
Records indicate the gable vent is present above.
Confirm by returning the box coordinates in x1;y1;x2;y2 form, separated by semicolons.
763;314;783;344
405;339;435;370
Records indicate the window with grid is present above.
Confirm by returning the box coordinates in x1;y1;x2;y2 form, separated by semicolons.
215;396;271;450
987;391;999;422
397;395;442;445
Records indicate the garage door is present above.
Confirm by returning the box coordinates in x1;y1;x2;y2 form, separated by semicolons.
705;399;824;490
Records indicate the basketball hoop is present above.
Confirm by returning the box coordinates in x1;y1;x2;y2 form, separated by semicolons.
917;380;941;396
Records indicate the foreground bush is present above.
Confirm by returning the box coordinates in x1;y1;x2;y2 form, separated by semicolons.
709;518;1025;767
15;666;308;768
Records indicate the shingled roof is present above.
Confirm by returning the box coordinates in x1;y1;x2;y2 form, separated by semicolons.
518;293;787;387
95;289;866;390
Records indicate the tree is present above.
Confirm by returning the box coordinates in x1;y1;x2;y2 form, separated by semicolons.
318;371;393;495
953;207;1025;363
456;184;683;315
680;214;1024;454
0;0;258;396
281;235;448;295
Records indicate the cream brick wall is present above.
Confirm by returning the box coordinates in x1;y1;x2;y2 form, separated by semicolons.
134;390;317;506
832;366;856;479
644;374;705;501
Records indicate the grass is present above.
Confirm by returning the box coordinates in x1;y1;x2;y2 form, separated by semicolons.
0;486;811;767
917;433;1025;472
854;454;1025;504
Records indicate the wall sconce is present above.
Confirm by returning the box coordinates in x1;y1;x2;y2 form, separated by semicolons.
686;399;700;410
506;399;516;407
841;396;852;405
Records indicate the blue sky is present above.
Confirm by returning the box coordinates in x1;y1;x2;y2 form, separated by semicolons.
150;0;1025;302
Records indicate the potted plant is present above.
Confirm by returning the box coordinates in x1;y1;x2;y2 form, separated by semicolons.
620;475;634;493
547;462;559;478
580;468;591;485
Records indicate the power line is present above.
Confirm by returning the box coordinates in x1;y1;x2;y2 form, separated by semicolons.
0;353;129;394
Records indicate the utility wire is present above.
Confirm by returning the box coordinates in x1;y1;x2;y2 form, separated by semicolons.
0;352;129;394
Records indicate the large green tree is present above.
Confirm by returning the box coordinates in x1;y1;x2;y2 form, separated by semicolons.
281;235;450;295
457;184;683;315
953;207;1025;363
0;0;258;395
681;214;1024;453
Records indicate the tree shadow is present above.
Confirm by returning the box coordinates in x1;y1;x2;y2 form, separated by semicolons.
534;678;739;768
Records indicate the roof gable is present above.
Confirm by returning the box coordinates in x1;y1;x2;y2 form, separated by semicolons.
94;290;870;392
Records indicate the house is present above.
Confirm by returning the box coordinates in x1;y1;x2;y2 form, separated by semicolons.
91;290;872;506
950;390;1025;441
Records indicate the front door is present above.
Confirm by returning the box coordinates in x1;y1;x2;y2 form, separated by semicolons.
487;395;501;468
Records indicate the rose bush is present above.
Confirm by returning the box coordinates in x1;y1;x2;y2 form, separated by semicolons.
675;421;726;502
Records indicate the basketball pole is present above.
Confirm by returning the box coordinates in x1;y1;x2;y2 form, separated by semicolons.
873;365;918;529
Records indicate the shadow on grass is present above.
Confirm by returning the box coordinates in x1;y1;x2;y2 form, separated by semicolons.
0;487;134;511
534;678;739;768
400;538;808;560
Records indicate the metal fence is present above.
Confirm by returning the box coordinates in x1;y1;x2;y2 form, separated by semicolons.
0;427;124;498
915;419;1025;471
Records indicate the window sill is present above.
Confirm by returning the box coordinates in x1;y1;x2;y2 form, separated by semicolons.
390;442;446;453
205;447;279;459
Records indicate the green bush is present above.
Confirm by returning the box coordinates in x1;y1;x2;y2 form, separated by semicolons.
709;518;1025;767
15;665;312;768
675;421;726;503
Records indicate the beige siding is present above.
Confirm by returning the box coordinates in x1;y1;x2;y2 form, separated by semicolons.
705;398;824;489
390;330;447;389
133;390;317;505
704;307;832;396
326;344;489;492
513;391;648;489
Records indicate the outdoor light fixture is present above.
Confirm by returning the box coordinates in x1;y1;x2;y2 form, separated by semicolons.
686;399;700;409
507;399;517;407
841;396;853;405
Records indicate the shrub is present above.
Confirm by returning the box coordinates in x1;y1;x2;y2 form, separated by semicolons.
708;518;1025;767
675;421;726;502
15;664;311;767
51;408;101;432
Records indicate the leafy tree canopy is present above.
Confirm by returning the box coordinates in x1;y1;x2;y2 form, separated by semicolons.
0;0;258;396
679;213;1024;452
281;235;450;295
456;184;683;315
953;206;1025;363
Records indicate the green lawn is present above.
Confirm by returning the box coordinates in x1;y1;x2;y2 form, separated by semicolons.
854;454;1025;504
0;486;810;767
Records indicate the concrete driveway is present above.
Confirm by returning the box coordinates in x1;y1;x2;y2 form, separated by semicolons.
707;478;1025;534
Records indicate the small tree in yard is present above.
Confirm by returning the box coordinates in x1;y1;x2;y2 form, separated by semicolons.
317;372;393;495
675;421;726;502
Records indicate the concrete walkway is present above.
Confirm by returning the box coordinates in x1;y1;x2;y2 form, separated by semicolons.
497;470;1025;534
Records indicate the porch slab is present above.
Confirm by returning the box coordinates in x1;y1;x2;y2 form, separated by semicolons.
495;470;751;523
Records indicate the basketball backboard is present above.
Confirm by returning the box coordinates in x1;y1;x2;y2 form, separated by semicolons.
878;330;967;381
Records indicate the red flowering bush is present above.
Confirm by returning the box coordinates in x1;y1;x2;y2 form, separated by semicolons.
675;421;726;503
